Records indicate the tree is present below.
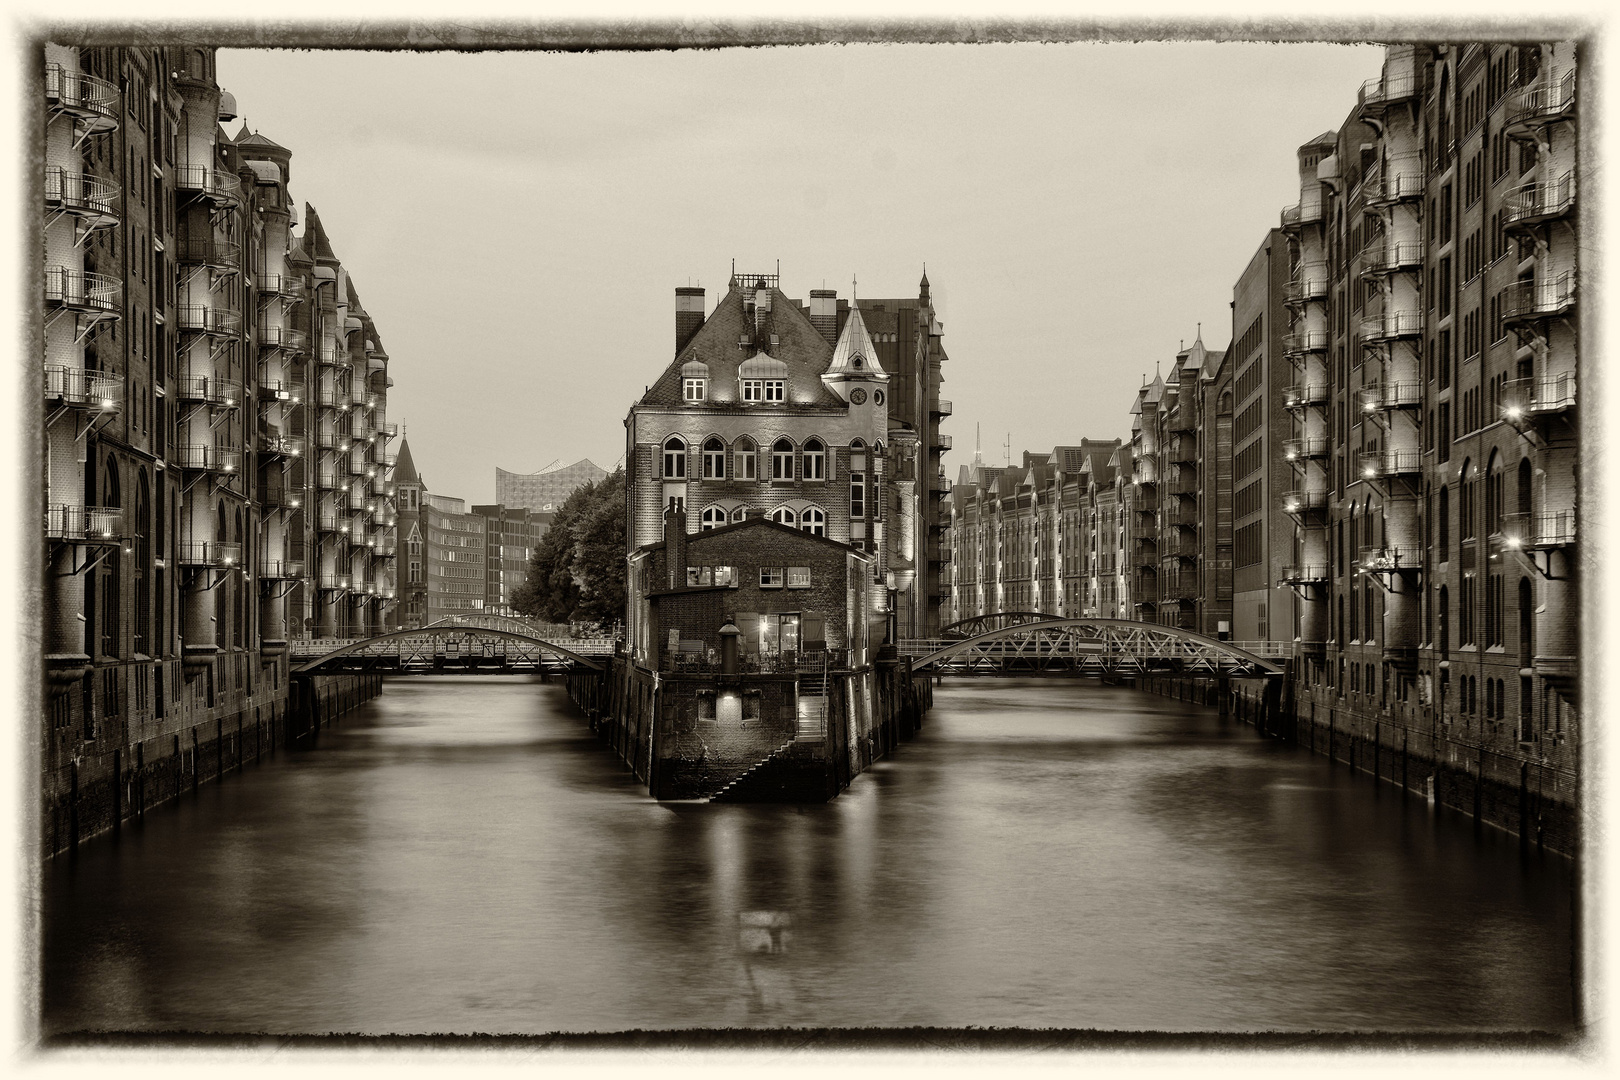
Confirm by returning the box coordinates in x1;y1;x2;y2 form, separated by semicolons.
512;469;626;628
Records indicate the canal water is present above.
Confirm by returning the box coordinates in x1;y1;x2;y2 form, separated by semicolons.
41;676;1576;1035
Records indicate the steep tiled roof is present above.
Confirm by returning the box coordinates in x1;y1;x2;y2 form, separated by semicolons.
828;299;886;377
1143;372;1165;405
639;283;844;408
392;437;421;486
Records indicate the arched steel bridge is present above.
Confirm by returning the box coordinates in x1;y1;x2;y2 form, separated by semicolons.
939;611;1063;637
291;616;611;675
901;619;1288;677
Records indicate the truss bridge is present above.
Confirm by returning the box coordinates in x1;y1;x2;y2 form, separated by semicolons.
900;618;1288;678
290;617;612;676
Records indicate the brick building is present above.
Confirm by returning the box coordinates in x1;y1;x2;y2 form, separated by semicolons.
40;43;398;853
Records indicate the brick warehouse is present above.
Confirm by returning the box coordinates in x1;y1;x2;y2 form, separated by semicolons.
39;44;398;855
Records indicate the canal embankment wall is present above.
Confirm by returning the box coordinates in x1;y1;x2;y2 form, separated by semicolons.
1134;663;1576;856
567;652;932;801
43;670;382;858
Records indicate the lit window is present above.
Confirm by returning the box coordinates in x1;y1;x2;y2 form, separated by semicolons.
713;565;737;587
663;436;686;478
700;506;727;530
702;437;726;479
760;567;784;588
850;471;866;518
787;566;811;588
730;506;747;523
764;380;785;402
803;438;825;480
770;507;797;528
686;566;714;586
771;438;794;480
742;379;763;402
800;507;825;536
683;378;706;402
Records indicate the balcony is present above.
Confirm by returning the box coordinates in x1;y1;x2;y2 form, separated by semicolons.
1282;437;1329;462
173;444;242;473
316;509;349;533
932;399;953;417
1356;449;1422;479
257;379;300;404
1283;383;1329;410
316;469;344;491
1167;472;1199;497
174;236;242;270
1358;71;1419;115
1134;536;1158;558
1163;535;1198;560
43;365;122;412
1505;70;1576;137
173;163;243;206
1282;330;1329;355
315;430;353;452
1501;372;1576;422
1160;579;1197;603
261;485;302;510
259;431;300;458
256;273;306;301
1501;511;1576;550
1361;153;1425;204
1360;238;1424;276
1280;200;1324;231
1501;272;1576;326
1359;310;1422;342
1167;436;1196;465
316;344;345;367
177;541;242;568
44;167;120;229
259;558;304;580
315;388;349;409
44;504;122;543
44;63;120;133
43;266;121;314
176;304;243;337
1357;381;1422;414
1283;264;1328;304
1279;564;1330;585
1133;491;1159;514
1357;547;1422;574
1164;502;1198;527
318;572;353;591
1282;489;1329;515
1504;173;1575;230
173;373;242;408
349;518;371;546
377;422;399;439
1134;585;1160;606
932;433;953;453
258;325;309;352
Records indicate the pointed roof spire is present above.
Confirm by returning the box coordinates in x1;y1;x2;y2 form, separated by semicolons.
827;288;884;376
391;437;421;487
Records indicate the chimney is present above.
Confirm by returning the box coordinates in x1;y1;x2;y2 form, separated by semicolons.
663;502;688;586
753;278;771;335
675;287;705;353
809;289;838;344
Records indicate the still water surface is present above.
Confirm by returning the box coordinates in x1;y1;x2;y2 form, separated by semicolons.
43;676;1576;1034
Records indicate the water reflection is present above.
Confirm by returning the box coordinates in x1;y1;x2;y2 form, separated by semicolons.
43;675;1574;1035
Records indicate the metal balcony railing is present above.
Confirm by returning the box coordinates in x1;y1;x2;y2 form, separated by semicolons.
1280;564;1330;584
1357;449;1423;478
43;364;123;411
259;558;303;580
1284;383;1329;409
172;163;243;205
1504;173;1575;228
316;469;344;491
377;422;399;439
1133;492;1159;514
43;266;121;313
1361;153;1425;203
1358;381;1423;413
261;485;301;510
259;432;299;457
1359;71;1419;112
1167;473;1199;496
933;399;953;417
315;430;352;452
1282;489;1329;514
257;379;299;403
1357;547;1421;573
1282;330;1329;354
315;388;348;409
1501;372;1577;420
1360;310;1422;342
1167;437;1196;464
1283;264;1329;303
44;166;120;222
177;540;242;567
173;444;242;473
318;572;353;591
1283;437;1329;461
174;235;242;269
1160;579;1197;602
258;325;308;351
1281;199;1324;230
44;504;122;542
932;433;953;452
316;509;348;532
1506;70;1576;132
173;373;242;408
44;63;120;128
1164;503;1198;527
1502;511;1576;550
176;305;243;336
1501;271;1577;325
1360;238;1424;274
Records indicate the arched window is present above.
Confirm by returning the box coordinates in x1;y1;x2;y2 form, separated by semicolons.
769;507;797;528
663;436;687;479
233;507;245;647
702;437;726;480
1518;577;1533;661
803;438;825;481
1438;585;1450;656
730;506;747;524
1486;451;1504;536
700;505;727;531
1458;459;1475;541
98;459;122;657
800;507;826;537
1438;484;1450;553
1517;457;1533;517
771;438;794;480
134;473;150;656
733;436;757;481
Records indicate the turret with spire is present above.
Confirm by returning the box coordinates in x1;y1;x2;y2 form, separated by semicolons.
821;277;890;409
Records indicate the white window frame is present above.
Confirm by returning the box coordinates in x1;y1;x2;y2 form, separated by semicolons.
663;437;686;479
760;566;785;589
770;507;797;528
702;438;726;479
742;379;764;402
800;507;826;537
786;566;812;588
683;377;707;402
764;379;785;402
803;439;825;481
700;506;727;531
850;471;866;519
771;439;794;480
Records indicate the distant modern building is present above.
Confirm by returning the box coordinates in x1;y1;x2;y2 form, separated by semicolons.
472;504;551;614
423;498;486;622
495;459;608;513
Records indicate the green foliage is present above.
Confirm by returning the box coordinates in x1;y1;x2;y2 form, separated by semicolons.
512;469;626;628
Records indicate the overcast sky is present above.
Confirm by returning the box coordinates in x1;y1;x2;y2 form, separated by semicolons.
217;42;1384;504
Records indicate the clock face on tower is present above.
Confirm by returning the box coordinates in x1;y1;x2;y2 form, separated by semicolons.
850;388;867;405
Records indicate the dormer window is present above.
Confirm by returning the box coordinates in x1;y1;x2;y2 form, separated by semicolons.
681;360;709;403
764;380;785;402
739;356;787;404
852;355;864;369
742;379;763;402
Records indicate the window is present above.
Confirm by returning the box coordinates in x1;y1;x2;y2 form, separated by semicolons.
663;436;686;479
771;438;794;480
683;377;706;402
764;380;785;402
769;507;797;528
702;437;725;479
760;567;784;588
786;566;811;588
742;380;763;402
730;506;747;524
800;507;825;537
850;472;866;518
687;566;713;586
713;565;737;587
733;437;757;480
700;505;727;530
803;438;825;480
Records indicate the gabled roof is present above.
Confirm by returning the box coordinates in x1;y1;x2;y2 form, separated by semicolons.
235;127;288;152
638;282;844;408
634;515;867;558
1143;371;1165;405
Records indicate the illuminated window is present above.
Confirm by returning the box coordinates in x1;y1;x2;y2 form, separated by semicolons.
683;377;706;402
760;567;784;588
787;566;811;588
769;506;797;528
742;380;763;402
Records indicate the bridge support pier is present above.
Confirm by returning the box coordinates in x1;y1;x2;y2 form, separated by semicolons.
1217;676;1230;720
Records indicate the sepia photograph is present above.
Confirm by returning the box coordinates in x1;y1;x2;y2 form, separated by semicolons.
10;2;1606;1071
